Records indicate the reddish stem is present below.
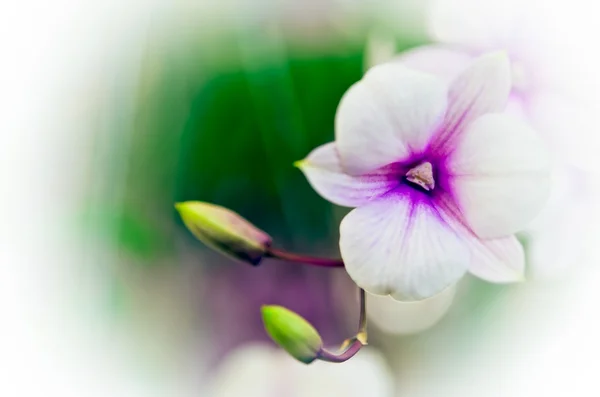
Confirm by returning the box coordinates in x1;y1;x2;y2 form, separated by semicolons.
266;247;344;268
317;339;363;363
317;288;367;363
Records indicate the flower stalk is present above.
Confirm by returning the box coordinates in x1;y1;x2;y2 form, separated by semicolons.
265;247;344;268
316;288;367;363
317;337;364;363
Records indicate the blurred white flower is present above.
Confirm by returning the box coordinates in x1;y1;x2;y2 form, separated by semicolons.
367;285;456;335
210;343;394;397
402;0;600;173
388;0;600;279
524;165;600;278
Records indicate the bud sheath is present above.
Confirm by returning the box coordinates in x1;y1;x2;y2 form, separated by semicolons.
175;201;272;265
261;305;323;364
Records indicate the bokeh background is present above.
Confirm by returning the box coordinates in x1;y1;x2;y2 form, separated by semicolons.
3;1;600;396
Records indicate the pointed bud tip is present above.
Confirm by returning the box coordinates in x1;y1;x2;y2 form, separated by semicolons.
293;159;306;169
261;305;323;364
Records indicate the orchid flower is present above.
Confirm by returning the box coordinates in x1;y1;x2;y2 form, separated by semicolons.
297;52;551;300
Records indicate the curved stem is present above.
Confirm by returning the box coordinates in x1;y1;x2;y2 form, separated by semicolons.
265;247;344;268
357;288;367;344
316;288;368;363
317;338;363;363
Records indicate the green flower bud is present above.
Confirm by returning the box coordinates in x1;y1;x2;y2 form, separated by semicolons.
175;201;272;265
261;305;323;364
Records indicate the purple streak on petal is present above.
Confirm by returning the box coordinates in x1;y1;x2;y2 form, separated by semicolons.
432;193;470;231
429;192;525;282
339;190;469;300
300;142;405;208
429;53;512;156
431;86;484;155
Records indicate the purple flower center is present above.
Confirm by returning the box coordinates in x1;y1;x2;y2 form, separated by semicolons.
404;161;435;192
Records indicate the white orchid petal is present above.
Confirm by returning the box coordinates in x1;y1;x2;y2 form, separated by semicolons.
433;51;511;152
339;196;469;301
296;142;395;207
448;113;551;238
335;62;448;175
465;234;525;282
